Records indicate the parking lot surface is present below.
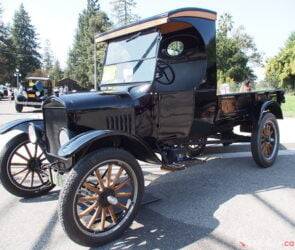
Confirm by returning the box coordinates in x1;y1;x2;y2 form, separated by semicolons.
0;99;294;250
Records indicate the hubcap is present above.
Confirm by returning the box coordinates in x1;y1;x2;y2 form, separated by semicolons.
28;158;42;172
98;188;116;207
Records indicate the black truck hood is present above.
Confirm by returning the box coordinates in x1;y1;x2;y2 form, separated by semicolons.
44;91;134;111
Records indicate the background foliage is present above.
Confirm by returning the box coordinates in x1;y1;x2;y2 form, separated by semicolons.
265;32;295;91
110;0;139;26
217;13;262;86
66;0;111;88
11;4;41;80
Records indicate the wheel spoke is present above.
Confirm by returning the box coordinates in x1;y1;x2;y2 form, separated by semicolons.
107;164;112;187
108;206;117;224
38;152;45;160
114;202;128;210
267;143;273;156
111;167;123;187
36;172;44;184
15;152;29;162
12;167;28;177
83;182;100;194
34;144;38;158
20;170;30;185
95;170;105;190
79;202;97;218
100;208;106;231
24;144;33;159
78;195;98;203
87;207;101;229
31;171;35;187
114;178;130;191
11;163;28;166
116;192;132;198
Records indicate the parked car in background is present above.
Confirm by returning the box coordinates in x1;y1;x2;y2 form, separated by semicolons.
0;84;8;99
14;77;53;112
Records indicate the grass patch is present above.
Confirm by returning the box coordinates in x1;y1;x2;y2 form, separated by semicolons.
282;95;295;117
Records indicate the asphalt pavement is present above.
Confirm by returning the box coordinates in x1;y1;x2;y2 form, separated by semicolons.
0;98;294;250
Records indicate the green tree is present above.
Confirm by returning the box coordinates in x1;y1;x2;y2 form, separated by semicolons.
110;0;139;26
42;39;54;74
66;0;111;88
50;60;63;85
11;4;41;80
265;32;295;90
217;13;262;85
0;4;15;83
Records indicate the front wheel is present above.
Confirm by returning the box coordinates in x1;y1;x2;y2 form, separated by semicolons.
0;133;54;197
251;113;280;168
58;148;144;247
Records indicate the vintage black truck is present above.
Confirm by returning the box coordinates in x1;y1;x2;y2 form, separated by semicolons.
0;8;285;247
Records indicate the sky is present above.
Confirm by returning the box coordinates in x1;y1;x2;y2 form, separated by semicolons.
1;0;295;79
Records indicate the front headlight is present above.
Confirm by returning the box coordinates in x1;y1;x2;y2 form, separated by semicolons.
59;128;70;146
22;90;28;99
28;123;37;144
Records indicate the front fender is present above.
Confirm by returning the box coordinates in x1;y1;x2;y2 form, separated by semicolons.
0;118;44;135
58;130;161;164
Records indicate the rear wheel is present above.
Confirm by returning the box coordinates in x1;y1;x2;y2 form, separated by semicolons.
15;104;23;113
58;148;144;247
251;113;280;168
0;133;54;197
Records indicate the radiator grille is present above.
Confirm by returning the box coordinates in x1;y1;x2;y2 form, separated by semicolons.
43;108;68;155
106;114;132;133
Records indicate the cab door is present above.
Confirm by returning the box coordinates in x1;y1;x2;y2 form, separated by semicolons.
154;33;208;143
156;88;194;142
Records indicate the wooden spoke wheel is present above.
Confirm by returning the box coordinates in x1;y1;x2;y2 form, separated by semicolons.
251;113;280;168
260;122;277;159
0;133;54;197
58;148;144;247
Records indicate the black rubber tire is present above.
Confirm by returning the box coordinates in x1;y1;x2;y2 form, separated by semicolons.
0;133;54;198
15;104;23;113
251;113;280;168
58;148;144;247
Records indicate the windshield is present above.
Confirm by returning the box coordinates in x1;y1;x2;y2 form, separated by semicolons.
101;31;159;85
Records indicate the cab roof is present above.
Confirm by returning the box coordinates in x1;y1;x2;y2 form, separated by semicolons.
95;7;217;43
26;77;50;81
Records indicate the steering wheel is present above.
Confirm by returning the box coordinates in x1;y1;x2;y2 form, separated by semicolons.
155;60;175;85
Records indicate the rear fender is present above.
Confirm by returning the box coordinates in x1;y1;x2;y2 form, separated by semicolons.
58;130;161;165
259;101;283;121
0;119;44;135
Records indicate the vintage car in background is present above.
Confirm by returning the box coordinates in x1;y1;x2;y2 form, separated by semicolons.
0;8;285;247
0;84;9;99
14;77;53;112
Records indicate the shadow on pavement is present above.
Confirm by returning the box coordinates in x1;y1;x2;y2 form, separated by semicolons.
13;154;294;249
19;190;60;203
98;155;295;249
31;211;59;250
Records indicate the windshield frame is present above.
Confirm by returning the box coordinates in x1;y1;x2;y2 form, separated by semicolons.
100;29;161;87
